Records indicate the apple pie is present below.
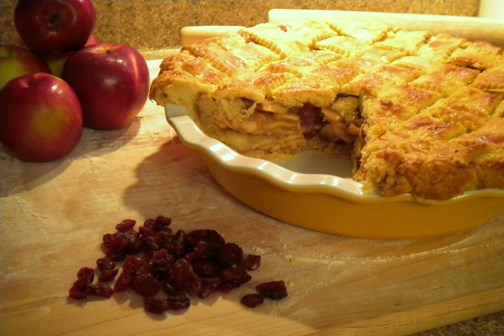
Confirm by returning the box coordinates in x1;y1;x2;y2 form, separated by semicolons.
150;19;504;200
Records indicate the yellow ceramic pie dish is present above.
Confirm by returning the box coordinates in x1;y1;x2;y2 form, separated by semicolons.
165;104;504;239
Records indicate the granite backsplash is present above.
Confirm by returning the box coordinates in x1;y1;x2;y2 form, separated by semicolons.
0;0;480;52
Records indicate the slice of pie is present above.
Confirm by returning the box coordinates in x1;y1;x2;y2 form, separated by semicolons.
150;19;504;200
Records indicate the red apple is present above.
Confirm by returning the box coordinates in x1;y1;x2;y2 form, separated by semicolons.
62;43;150;130
0;45;50;90
0;73;83;162
41;36;100;77
14;0;96;55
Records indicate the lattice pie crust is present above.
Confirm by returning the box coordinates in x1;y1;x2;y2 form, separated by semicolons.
150;19;504;200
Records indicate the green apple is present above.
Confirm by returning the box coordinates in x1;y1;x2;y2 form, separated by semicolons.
42;52;72;77
0;45;50;90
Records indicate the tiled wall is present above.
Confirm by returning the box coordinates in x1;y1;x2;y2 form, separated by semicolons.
1;0;479;52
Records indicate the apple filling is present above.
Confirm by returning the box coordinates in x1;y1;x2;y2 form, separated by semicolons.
195;93;361;158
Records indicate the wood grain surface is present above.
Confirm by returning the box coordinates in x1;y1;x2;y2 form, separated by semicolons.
1;61;503;336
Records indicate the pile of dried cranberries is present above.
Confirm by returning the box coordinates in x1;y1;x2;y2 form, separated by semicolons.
69;216;287;314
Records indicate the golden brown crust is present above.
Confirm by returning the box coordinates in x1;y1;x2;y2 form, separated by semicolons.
150;19;504;200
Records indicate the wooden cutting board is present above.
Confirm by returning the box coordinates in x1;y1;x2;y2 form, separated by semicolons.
1;57;503;335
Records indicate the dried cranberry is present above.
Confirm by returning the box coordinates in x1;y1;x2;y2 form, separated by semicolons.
153;215;172;232
124;230;143;255
68;216;283;316
220;267;251;292
163;283;184;296
238;254;261;271
122;256;143;274
185;229;225;247
153;231;174;249
240;293;264;308
115;219;136;232
256;281;288;300
135;259;153;277
114;272;133;292
220;267;250;284
77;267;95;284
96;257;116;271
142;235;160;252
166;294;191;311
102;233;129;261
162;240;183;259
217;242;243;267
132;273;161;297
89;283;114;298
168;259;201;295
191;259;221;278
144;297;168;315
139;225;156;238
69;279;90;300
174;229;185;242
143;215;172;233
187;241;218;262
155;230;186;258
151;249;175;273
296;103;325;138
69;267;95;300
98;268;119;282
198;277;221;298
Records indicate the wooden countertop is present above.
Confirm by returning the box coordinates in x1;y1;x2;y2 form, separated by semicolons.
1;61;503;336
